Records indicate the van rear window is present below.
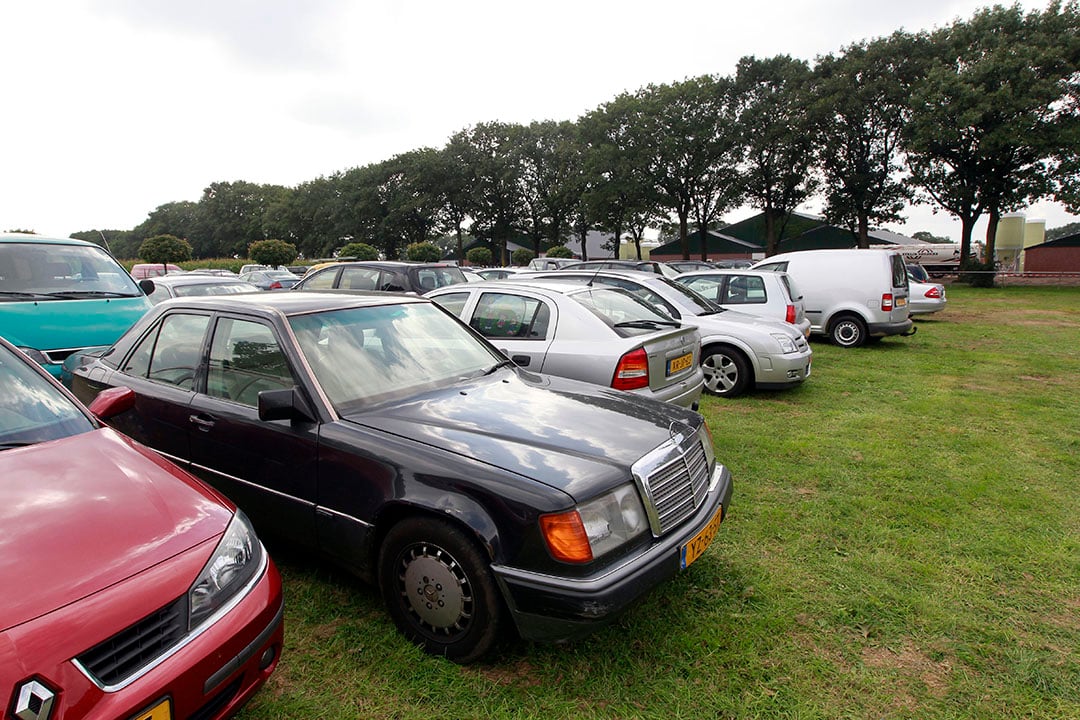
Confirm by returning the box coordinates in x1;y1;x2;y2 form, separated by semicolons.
889;254;908;288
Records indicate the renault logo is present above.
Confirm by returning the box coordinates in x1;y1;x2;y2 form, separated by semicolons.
12;679;55;720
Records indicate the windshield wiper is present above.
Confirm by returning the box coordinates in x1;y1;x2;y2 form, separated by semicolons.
482;359;516;376
0;291;54;299
615;319;680;329
42;290;137;298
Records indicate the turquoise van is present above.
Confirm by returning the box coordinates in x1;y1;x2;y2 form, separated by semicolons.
0;233;153;377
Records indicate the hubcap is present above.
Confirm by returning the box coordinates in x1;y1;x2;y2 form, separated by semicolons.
702;354;737;393
399;544;472;635
834;321;860;345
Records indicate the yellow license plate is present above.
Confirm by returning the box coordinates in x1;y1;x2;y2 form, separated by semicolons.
131;698;171;720
667;352;693;376
896;297;907;307
681;505;724;569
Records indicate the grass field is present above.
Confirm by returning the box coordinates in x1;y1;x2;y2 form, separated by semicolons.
237;285;1080;720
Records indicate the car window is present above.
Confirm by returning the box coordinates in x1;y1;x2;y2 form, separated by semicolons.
172;282;257;297
124;313;210;390
682;277;722;302
147;283;174;304
890;254;909;288
470;292;549;340
592;278;681;320
301;268;338;290
430;292;471;318
568;288;675;337
755;261;788;273
0;242;142;297
339;267;382;291
722;275;767;305
412;267;467;292
0;343;94;447
206;319;297;407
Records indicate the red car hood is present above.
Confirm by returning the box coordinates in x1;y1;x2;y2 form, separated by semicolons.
0;428;233;632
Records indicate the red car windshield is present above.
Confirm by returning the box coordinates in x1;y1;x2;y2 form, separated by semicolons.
0;344;94;449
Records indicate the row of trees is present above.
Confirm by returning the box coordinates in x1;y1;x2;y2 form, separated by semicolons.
77;3;1079;267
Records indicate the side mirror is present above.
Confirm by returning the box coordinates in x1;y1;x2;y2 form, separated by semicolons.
139;279;156;296
258;387;316;423
88;386;136;420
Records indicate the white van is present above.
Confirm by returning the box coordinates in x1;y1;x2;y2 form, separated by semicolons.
752;249;914;347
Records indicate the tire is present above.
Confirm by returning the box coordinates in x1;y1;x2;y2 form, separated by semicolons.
829;315;868;348
701;345;751;397
378;517;504;663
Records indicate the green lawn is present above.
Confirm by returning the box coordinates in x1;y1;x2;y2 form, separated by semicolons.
238;285;1080;720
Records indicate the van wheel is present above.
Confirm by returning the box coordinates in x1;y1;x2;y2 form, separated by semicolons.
829;315;867;348
702;346;751;397
378;517;504;664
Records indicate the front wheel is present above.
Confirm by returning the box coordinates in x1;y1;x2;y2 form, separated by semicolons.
701;346;751;397
378;517;504;663
829;315;868;348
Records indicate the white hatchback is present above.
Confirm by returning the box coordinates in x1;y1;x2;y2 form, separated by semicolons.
675;269;812;338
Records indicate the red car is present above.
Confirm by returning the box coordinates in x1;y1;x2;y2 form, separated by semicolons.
0;336;283;720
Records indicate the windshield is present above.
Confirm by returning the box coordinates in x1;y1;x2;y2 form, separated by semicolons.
0;242;143;299
0;343;95;449
568;287;679;336
289;302;504;412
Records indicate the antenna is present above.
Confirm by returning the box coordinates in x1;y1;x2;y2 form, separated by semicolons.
97;230;112;254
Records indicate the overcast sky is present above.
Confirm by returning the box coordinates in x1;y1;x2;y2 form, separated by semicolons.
3;0;1074;244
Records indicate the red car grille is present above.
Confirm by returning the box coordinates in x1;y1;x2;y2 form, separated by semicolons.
76;597;187;687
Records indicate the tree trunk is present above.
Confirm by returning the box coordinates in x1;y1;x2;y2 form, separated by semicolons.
455;225;464;263
857;214;870;249
959;215;976;266
984;205;1001;268
764;208;778;256
679;212;690;261
579;226;589;261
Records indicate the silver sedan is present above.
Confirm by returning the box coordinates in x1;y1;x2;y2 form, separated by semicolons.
426;280;704;409
513;270;812;398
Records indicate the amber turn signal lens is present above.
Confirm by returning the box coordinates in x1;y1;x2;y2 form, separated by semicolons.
539;511;594;563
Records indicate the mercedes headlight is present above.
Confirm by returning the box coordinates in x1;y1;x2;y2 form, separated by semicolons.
540;485;649;563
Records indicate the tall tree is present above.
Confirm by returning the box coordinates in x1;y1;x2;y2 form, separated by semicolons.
734;55;819;256
904;3;1080;264
448;122;526;265
194;181;287;258
812;34;916;247
515;120;583;256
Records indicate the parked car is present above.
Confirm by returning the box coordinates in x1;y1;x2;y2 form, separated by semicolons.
476;267;528;280
427;280;704;409
293;261;468;294
527;257;579;271
906;263;930;283
0;233;153;377
66;292;732;663
131;262;183;279
146;274;261;304
461;267;486;282
675;269;812;338
907;276;947;315
239;269;301;291
752;249;914;347
712;259;755;269
667;261;718;273
0;334;283;719
513;270;812;398
186;268;239;276
239;264;269;275
559;259;681;279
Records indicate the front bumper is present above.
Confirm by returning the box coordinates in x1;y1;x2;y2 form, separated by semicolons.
2;550;284;720
755;348;813;390
492;464;733;642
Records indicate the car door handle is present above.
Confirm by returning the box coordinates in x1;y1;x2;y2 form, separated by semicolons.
510;354;530;367
189;414;215;431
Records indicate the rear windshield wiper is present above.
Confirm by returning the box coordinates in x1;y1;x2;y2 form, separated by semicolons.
614;319;680;329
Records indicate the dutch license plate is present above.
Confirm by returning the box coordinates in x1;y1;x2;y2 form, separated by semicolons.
132;698;171;720
667;352;693;376
680;505;724;569
896;297;907;307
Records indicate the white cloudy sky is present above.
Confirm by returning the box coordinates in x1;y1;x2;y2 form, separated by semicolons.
2;0;1074;243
